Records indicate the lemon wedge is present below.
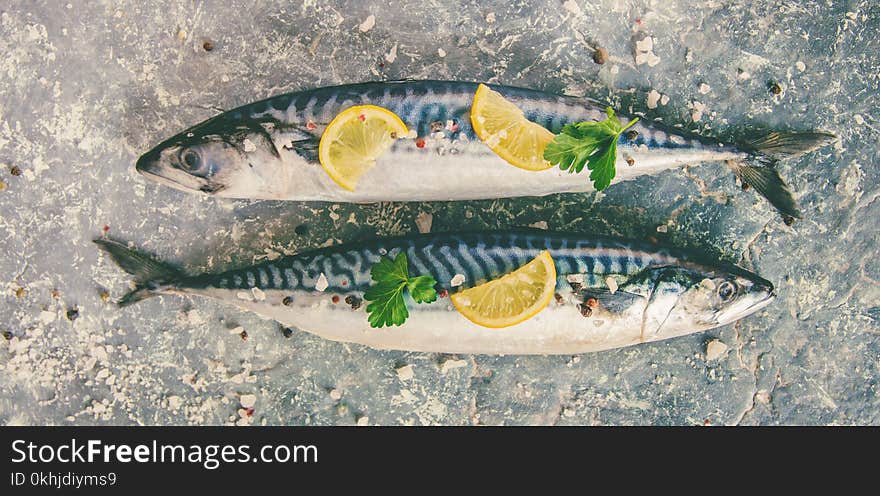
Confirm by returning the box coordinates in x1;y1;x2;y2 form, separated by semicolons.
318;105;408;191
451;250;557;328
470;83;555;171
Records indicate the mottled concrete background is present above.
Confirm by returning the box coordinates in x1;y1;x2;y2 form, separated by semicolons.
0;0;877;425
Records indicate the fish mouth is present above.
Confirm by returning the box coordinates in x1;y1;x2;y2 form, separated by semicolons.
715;284;776;326
135;147;162;175
135;152;213;194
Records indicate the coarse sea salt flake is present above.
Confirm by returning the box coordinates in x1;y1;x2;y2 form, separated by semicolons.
647;89;661;109
315;273;329;291
562;0;582;15
40;310;55;324
240;394;256;408
415;212;433;233
358;15;375;33
396;364;414;381
706;340;728;361
440;359;468;374
605;277;618;294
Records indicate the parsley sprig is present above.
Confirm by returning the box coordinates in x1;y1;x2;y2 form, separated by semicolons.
543;107;639;191
364;252;438;328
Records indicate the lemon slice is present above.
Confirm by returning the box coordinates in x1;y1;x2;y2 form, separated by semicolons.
451;250;557;328
318;105;408;191
470;83;555;171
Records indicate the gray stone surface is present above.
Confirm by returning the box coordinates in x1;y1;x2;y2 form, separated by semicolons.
0;0;877;425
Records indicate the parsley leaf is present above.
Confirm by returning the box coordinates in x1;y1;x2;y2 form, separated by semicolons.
364;252;438;328
543;107;639;191
408;275;438;304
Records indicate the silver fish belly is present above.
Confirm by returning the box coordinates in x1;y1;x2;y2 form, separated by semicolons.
96;232;776;355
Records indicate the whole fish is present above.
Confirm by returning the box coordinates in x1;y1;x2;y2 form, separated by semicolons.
136;80;834;220
95;231;774;355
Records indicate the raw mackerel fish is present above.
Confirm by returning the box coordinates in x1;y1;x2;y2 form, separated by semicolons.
136;80;834;219
96;231;775;355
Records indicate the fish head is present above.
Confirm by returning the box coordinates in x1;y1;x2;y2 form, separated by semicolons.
135;119;289;198
637;263;775;340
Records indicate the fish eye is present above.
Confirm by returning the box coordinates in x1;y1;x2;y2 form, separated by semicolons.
180;149;202;172
717;281;737;302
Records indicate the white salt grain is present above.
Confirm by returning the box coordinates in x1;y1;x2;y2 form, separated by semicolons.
647;89;661;109
385;44;398;64
40;310;55;324
690;101;707;122
396;364;414;381
358;15;375;33
440;358;468;374
528;221;548;230
239;394;257;408
705;340;728;361
415;212;433;233
562;0;582;15
315;273;329;292
605;276;618;294
634;35;661;67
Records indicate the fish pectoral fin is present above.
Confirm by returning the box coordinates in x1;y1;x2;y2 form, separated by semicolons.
287;137;320;162
577;287;641;314
271;125;321;162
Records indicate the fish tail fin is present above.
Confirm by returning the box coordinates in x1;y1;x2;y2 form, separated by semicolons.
93;238;184;307
732;131;837;223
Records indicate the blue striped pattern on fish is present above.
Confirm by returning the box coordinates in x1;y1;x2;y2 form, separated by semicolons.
224;80;705;151
186;232;681;295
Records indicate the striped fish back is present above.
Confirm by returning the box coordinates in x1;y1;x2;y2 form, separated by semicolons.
186;232;683;294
